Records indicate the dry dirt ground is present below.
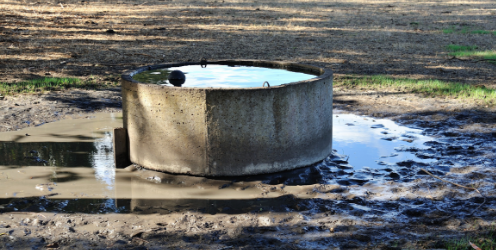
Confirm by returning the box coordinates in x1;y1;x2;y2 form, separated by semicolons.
1;0;496;249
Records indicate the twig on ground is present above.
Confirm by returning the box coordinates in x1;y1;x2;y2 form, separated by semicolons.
421;168;476;190
448;56;495;64
108;49;122;55
474;58;496;63
420;168;486;217
124;53;156;58
34;213;47;218
448;56;471;62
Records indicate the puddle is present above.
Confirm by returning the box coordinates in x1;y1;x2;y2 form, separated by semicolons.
332;111;435;170
0;111;444;214
131;64;318;88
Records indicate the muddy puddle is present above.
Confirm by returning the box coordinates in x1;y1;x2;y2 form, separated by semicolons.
0;111;490;216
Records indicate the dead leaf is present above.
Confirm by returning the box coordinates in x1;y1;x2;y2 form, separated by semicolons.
46;242;59;248
469;241;482;250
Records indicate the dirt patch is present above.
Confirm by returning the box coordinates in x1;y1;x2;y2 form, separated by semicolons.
0;0;495;86
2;89;496;249
0;88;121;132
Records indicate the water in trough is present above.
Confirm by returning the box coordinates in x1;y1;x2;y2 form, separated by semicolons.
132;64;318;88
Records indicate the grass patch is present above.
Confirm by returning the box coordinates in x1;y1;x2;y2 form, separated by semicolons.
443;26;470;34
451;50;496;60
446;44;478;52
446;45;496;64
335;75;496;103
442;26;495;35
443;226;496;250
471;29;491;35
0;77;119;96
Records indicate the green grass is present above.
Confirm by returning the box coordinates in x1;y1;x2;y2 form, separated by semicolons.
471;29;491;35
450;50;496;60
442;26;495;35
446;44;478;52
446;45;496;64
444;226;496;250
335;75;496;103
443;26;470;34
443;26;465;34
0;77;119;96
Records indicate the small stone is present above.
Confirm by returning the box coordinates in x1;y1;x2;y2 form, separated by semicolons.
146;176;161;183
32;219;40;226
124;165;138;172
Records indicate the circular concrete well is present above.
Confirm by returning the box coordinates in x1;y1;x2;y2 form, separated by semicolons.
121;60;333;176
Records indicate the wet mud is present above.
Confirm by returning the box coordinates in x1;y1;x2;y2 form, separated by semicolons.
0;91;496;249
1;94;496;249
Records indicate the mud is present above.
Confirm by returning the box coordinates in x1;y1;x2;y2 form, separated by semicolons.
0;88;121;132
1;91;496;249
2;0;496;247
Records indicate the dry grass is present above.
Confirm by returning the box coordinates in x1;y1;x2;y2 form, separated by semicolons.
0;0;495;87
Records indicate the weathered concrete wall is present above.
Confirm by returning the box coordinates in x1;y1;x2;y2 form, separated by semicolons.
121;60;333;176
122;81;208;174
204;78;333;176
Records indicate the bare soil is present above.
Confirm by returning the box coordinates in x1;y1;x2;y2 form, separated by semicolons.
1;0;495;85
1;0;496;249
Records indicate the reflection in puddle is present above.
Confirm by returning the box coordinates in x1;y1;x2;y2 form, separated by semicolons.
0;111;439;214
332;112;434;170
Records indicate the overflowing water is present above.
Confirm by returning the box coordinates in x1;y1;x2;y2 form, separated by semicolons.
132;64;318;88
0;111;443;214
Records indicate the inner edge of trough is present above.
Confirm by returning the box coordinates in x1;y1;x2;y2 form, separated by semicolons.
121;60;333;90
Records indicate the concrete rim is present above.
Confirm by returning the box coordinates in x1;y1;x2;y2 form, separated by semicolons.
121;59;333;90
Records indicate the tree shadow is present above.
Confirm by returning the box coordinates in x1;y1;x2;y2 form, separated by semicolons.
0;140;105;167
0;192;493;249
41;88;122;111
1;0;494;86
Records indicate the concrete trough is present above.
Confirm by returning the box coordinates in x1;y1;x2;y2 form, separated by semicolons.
120;60;333;176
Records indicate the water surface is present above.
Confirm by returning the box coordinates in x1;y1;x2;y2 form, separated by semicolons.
132;64;318;88
0;111;440;214
332;112;434;170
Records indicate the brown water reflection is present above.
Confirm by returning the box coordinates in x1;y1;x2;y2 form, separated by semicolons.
0;112;444;215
